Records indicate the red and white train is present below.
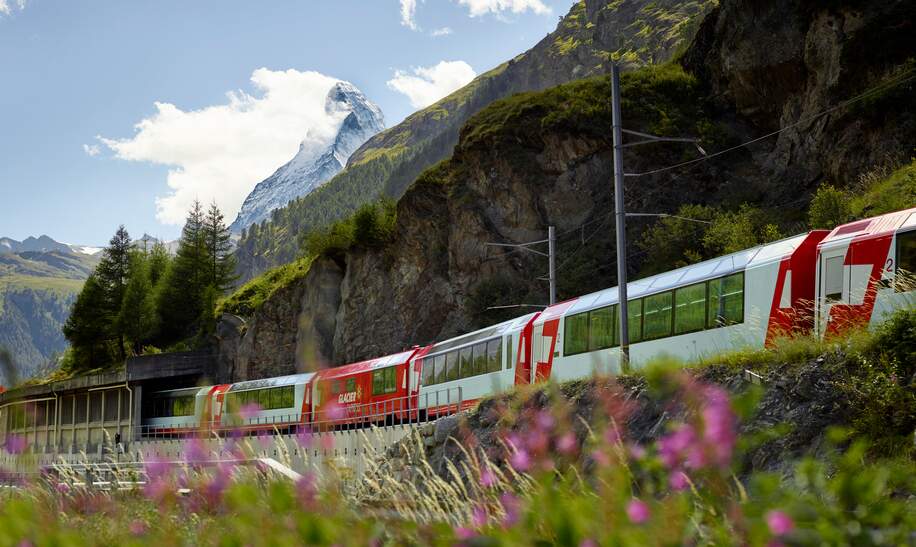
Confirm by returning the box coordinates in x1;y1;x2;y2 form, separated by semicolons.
142;207;916;435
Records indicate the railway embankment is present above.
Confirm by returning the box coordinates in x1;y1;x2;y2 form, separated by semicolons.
379;310;916;485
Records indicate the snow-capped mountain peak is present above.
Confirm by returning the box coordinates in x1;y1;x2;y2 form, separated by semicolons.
229;81;385;233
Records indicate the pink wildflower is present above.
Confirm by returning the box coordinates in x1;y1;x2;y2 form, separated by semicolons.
591;449;610;467
536;410;555;431
658;424;695;468
628;443;646;460
557;432;578;455
129;520;148;536
580;540;598;547
4;435;26;455
509;449;530;472
55;482;70;494
184;438;208;464
701;385;737;468
765;510;794;536
480;468;497;488
320;434;335;451
669;470;690;491
499;493;521;528
326;402;346;421
472;505;488;528
626;499;651;524
455;527;475;540
296;473;317;507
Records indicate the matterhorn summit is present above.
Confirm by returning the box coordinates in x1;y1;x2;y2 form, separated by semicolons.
229;81;385;233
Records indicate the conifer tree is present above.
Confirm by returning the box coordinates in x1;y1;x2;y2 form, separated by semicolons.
118;251;157;355
147;241;171;288
158;200;209;341
203;201;238;291
97;225;132;361
63;274;112;370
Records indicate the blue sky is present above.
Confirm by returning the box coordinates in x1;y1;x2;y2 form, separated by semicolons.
0;0;573;245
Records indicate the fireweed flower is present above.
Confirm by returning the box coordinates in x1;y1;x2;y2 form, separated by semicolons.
499;493;521;528
669;470;690;491
4;434;26;455
557;432;578;455
320;434;335;451
765;510;794;536
129;520;148;536
700;385;736;467
184;438;209;464
509;449;531;472
591;449;611;467
626;499;651;524
472;505;488;528
296;472;318;508
239;402;261;422
536;410;555;431
479;467;497;488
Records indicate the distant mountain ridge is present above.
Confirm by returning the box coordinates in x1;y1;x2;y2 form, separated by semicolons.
0;235;101;381
229;81;385;234
233;0;717;282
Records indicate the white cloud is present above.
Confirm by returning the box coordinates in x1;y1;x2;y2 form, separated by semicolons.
82;143;101;157
399;0;418;30
387;61;476;109
99;68;347;226
430;26;453;37
456;0;550;17
0;0;26;16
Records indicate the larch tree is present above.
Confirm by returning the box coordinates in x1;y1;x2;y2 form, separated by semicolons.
96;225;132;361
118;251;157;355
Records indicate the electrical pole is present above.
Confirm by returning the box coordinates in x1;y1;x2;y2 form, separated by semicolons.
548;226;557;305
611;63;631;371
609;63;706;373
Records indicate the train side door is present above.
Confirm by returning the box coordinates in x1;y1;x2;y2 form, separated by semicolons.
817;247;849;337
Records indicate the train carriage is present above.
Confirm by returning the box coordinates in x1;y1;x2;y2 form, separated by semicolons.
531;230;829;379
816;206;916;337
413;313;539;417
311;349;421;427
220;373;315;432
142;386;213;436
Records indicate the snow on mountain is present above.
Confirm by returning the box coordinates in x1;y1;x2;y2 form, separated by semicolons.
229;81;385;233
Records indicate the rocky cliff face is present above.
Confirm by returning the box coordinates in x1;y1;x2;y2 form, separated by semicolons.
220;0;914;379
229;82;385;234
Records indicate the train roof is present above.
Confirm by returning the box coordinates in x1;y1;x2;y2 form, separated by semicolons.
535;231;816;324
426;312;539;355
819;207;916;248
315;348;420;381
149;386;212;397
228;372;316;392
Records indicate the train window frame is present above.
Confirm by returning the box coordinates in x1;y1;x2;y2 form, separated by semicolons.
563;312;589;356
643;291;674;341
280;386;295;409
674;282;707;335
422;357;436;386
459;346;474;379
345;378;356;393
622;298;643;344
472;343;487;376
445;351;458;382
708;272;745;328
506;336;514;370
487;338;502;373
434;354;446;385
588;305;616;351
823;256;845;303
896;230;916;293
372;370;385;395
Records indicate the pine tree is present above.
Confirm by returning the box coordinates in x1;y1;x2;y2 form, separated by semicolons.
63;274;113;370
147;241;171;288
203;201;238;291
158;201;210;342
118;251;157;355
97;225;132;361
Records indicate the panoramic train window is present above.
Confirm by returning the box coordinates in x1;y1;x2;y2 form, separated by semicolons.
473;342;487;375
487;339;502;372
459;346;474;379
588;305;616;351
446;351;458;382
564;312;589;355
434;354;446;385
625;298;643;344
675;282;707;334
823;256;844;302
897;230;916;292
643;291;673;340
422;357;435;386
708;273;744;326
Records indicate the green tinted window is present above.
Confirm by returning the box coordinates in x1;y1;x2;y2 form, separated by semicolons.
258;389;270;409
473;343;487;375
588;306;615;351
897;230;916;292
434;354;446;384
487;339;502;372
446;352;458;382
459;347;474;379
708;273;744;327
280;386;294;408
506;336;514;369
422;357;435;386
564;312;589;355
372;370;384;395
675;283;707;334
643;292;673;340
619;298;642;344
384;367;397;393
